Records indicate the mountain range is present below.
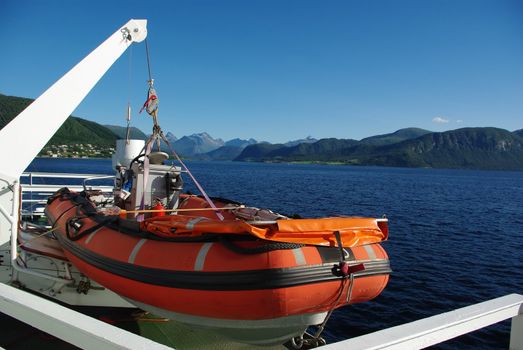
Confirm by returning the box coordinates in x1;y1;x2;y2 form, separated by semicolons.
235;128;433;162
1;93;522;170
236;127;523;170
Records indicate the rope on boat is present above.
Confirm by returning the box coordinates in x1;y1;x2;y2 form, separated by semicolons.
66;215;118;241
17;226;59;248
290;231;365;349
117;205;243;216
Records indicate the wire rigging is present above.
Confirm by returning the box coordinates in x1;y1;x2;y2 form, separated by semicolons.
145;38;153;83
125;46;133;143
138;39;223;220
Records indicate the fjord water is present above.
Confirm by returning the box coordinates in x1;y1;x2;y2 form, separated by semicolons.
27;158;523;349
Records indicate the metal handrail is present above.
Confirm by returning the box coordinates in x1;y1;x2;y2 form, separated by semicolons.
21;172;113;179
319;293;523;349
83;175;115;191
20;171;114;217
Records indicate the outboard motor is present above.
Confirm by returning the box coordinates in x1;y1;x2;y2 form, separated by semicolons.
112;139;183;218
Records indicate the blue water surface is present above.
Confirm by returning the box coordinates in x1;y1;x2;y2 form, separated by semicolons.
26;158;523;349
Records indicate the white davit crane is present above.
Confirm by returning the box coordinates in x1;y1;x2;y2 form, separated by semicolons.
0;20;147;246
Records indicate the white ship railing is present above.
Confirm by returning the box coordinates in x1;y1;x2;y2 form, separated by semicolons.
0;282;170;350
1;286;521;349
320;293;523;350
20;171;114;217
21;171;114;192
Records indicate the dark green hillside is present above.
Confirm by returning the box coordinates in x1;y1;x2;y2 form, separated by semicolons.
266;138;359;162
104;124;147;140
513;129;523;138
360;127;432;146
355;128;523;170
194;146;244;161
48;117;118;145
0;94;34;129
1;93;118;145
236;139;360;162
236;128;523;170
235;143;286;161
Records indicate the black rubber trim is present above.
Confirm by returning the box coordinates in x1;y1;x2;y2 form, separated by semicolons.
56;234;391;291
219;237;304;254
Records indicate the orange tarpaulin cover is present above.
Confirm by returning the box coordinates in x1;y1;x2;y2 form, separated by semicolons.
272;217;387;247
142;214;268;237
142;215;387;248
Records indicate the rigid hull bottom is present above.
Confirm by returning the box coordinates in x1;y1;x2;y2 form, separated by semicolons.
128;298;327;346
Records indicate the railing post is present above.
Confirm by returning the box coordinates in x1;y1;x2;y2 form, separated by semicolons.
29;172;33;220
511;306;523;350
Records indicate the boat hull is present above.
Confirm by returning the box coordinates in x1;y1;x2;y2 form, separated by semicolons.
46;190;391;344
127;299;328;345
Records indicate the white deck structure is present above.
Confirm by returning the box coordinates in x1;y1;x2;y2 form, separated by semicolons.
1;286;521;349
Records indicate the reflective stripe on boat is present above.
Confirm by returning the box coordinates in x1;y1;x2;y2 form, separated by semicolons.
85;227;104;244
194;242;213;271
363;244;377;260
292;248;306;266
128;238;147;264
186;217;207;230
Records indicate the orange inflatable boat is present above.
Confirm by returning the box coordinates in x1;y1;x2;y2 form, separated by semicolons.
46;188;390;345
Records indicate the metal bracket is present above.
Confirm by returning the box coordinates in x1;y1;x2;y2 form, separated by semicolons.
121;27;132;41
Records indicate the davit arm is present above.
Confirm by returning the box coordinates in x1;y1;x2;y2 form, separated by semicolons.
0;19;147;247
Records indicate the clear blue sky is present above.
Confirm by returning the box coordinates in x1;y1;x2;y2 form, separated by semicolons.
1;0;522;143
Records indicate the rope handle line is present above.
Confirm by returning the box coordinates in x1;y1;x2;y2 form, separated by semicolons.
18;226;59;248
118;205;243;215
